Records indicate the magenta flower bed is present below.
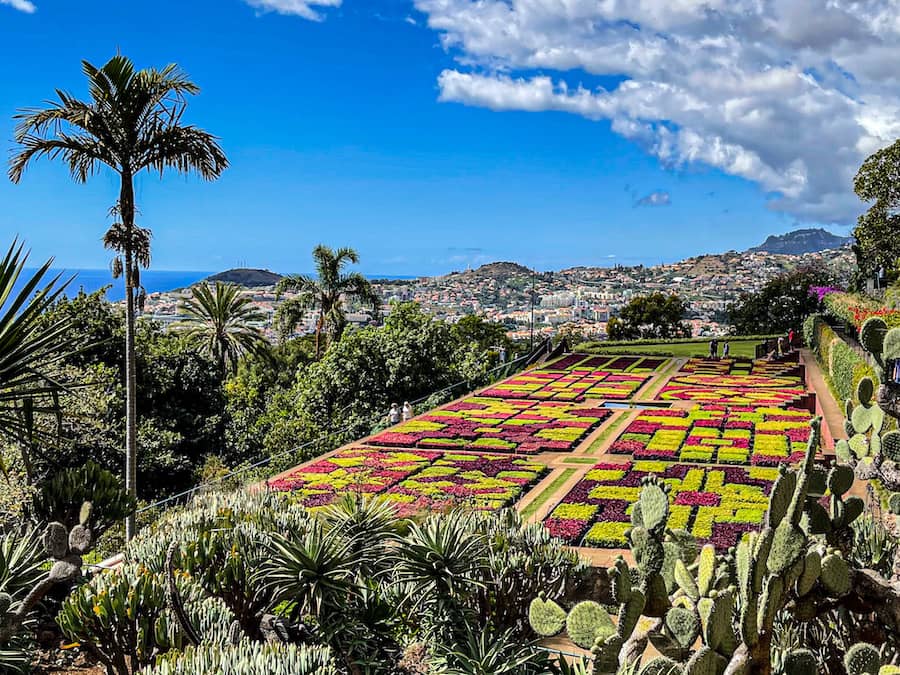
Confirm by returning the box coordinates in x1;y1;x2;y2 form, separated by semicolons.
368;396;612;454
607;406;812;466
269;447;548;515
544;460;777;551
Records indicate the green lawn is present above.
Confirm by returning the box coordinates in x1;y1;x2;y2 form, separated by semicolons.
578;338;764;359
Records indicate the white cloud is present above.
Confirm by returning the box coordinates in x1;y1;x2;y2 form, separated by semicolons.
1;0;36;13
417;0;900;223
635;190;672;207
243;0;340;21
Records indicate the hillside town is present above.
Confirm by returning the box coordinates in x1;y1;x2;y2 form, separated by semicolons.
139;244;854;341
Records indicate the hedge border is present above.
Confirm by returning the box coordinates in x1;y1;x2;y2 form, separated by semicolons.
802;313;877;406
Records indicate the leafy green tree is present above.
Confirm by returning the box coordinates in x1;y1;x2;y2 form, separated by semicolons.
451;315;512;354
180;282;268;376
276;245;380;357
853;139;900;281
10;55;228;539
726;265;834;335
33;290;227;500
607;292;689;340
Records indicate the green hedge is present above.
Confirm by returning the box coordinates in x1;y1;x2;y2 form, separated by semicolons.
577;334;780;350
803;313;877;405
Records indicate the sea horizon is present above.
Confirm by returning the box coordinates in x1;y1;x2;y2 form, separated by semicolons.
21;269;423;302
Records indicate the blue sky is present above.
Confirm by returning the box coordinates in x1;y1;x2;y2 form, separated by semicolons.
0;0;872;276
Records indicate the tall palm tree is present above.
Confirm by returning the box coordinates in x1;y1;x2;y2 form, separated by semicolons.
179;281;268;376
0;240;77;482
276;245;380;358
9;55;228;539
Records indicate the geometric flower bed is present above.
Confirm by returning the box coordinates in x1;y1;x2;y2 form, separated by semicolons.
657;383;807;407
368;397;612;454
477;354;667;401
544;460;778;551
544;354;668;373
607;406;812;465
267;447;547;516
479;369;651;401
665;373;803;390
679;357;803;378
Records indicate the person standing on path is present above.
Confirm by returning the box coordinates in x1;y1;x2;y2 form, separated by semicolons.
787;329;795;351
388;403;401;425
722;341;730;359
402;401;413;421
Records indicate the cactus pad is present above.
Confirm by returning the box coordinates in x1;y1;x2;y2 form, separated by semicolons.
639;656;684;675
767;472;796;528
852;404;875;434
565;601;615;649
768;521;807;575
821;553;851;596
684;646;726;675
884;327;900;361
849;434;871;460
44;522;68;558
665;606;699;650
859;377;876;406
883;431;900;463
888;492;900;515
828;465;854;497
796;550;822;597
696;545;716;597
835;439;853;464
640;480;669;533
844;642;881;675
843;496;864;527
783;648;819;675
528;596;567;637
860;318;887;358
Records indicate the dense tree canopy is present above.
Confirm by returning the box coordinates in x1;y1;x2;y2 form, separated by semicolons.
853;139;900;282
726;265;834;335
606;292;690;340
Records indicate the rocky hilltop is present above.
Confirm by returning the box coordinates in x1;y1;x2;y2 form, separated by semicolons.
205;268;283;287
445;261;536;280
749;228;851;255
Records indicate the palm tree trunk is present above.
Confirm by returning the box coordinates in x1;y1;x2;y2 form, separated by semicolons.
315;310;324;359
120;171;139;541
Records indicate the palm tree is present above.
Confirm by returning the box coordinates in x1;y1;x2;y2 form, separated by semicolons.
275;245;380;357
179;281;268;376
0;240;77;482
9;55;228;539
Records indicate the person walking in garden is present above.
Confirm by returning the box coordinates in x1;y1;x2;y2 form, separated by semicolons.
402;401;413;421
388;402;401;425
777;336;785;357
722;341;730;359
787;328;795;351
709;338;717;360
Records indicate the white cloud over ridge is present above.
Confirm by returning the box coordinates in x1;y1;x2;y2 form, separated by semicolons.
1;0;36;13
417;0;900;223
243;0;340;21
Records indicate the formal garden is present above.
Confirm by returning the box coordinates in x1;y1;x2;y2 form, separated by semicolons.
5;53;900;675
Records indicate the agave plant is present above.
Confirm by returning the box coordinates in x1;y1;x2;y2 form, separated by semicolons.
0;240;76;480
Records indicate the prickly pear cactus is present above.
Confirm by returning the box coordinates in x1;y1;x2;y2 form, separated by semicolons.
859;316;900;424
843;642;881;675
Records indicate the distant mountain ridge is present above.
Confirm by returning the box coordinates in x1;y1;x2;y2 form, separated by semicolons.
205;268;283;287
749;228;851;255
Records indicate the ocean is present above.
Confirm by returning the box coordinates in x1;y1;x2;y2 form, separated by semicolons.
19;269;418;303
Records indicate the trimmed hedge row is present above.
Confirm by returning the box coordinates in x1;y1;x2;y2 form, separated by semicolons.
803;313;876;405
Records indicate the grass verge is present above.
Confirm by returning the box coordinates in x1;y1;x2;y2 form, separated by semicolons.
520;468;576;521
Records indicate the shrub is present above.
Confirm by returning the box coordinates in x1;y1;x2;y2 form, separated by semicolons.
57;563;234;675
143;642;338;675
